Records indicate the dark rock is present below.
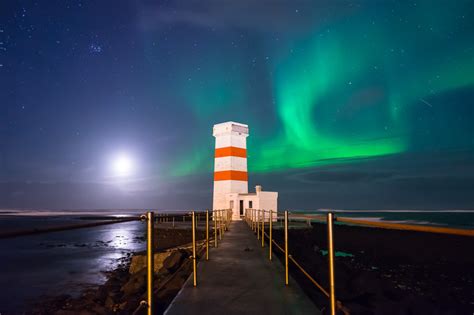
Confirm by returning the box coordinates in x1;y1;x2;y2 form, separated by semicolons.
343;302;374;315
349;270;383;298
54;311;83;315
90;304;108;315
163;249;188;273
129;251;171;274
104;295;115;310
95;286;108;304
121;268;147;297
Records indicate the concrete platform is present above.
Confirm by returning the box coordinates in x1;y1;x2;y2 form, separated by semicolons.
165;221;320;315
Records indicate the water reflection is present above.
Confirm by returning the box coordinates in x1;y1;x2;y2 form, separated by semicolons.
0;218;145;313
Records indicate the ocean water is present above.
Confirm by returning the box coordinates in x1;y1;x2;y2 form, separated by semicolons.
294;209;474;229
0;212;151;314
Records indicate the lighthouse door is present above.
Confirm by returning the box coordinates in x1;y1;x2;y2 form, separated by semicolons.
239;200;244;216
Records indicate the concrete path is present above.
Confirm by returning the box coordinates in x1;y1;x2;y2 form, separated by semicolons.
165;221;320;315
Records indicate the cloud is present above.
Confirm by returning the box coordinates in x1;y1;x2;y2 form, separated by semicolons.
2;149;473;211
250;149;474;210
138;1;354;33
289;168;394;184
0;172;214;210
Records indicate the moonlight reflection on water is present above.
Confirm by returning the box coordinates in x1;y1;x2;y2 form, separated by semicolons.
0;217;145;313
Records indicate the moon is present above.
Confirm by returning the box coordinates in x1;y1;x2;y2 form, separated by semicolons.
112;154;134;176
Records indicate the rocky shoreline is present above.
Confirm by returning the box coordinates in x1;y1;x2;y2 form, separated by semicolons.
26;222;473;314
272;222;474;314
30;227;206;315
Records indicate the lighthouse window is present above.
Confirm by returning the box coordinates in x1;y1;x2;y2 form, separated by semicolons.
249;201;253;208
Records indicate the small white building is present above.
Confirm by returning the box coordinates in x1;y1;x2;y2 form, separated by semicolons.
212;121;278;220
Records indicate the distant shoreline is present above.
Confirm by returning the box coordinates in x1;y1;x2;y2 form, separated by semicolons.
0;217;139;239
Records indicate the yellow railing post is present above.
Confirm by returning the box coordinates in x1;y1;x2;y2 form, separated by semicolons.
221;210;224;234
192;211;197;287
251;209;253;230
219;210;223;240
327;213;336;315
269;210;272;260
257;210;260;239
261;210;265;247
139;211;154;315
220;210;223;239
254;210;256;233
214;210;218;248
224;209;228;232
254;209;256;232
206;210;209;261
252;209;255;231
284;210;289;285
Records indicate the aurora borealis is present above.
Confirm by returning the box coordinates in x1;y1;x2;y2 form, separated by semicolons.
163;1;474;174
2;0;474;210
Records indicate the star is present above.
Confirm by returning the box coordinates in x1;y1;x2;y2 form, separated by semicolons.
89;44;102;53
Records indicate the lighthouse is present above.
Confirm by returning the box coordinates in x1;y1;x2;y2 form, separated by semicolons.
213;121;278;220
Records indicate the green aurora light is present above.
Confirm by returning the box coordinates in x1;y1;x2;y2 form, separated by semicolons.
165;1;474;177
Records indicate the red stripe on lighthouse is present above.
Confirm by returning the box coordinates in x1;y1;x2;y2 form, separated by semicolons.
215;147;247;158
214;170;248;181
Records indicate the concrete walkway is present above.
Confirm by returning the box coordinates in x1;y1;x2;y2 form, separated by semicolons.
165;221;320;315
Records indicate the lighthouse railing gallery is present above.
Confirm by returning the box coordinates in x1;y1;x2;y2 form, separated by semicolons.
135;209;232;315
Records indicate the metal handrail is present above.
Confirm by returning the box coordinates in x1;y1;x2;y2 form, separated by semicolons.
191;211;197;287
246;208;473;315
139;212;154;315
285;213;474;237
136;209;232;313
245;209;342;315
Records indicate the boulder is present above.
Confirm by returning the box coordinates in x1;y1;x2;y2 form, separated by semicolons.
54;311;84;315
163;249;189;273
129;251;172;274
89;304;109;315
95;286;108;304
104;295;115;310
121;268;147;296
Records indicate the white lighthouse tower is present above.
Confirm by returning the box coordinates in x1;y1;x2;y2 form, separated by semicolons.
213;122;249;220
213;121;278;220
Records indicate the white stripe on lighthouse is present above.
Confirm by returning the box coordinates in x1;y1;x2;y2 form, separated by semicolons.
214;156;247;172
215;135;247;149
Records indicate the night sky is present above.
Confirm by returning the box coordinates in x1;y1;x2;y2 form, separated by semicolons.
1;1;474;210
